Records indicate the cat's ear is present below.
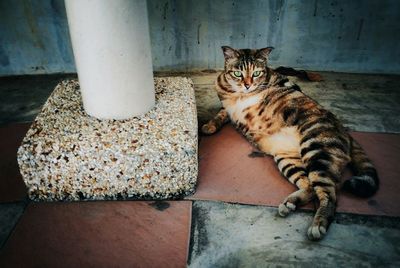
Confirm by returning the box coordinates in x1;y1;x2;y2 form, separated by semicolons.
256;47;274;61
221;46;240;60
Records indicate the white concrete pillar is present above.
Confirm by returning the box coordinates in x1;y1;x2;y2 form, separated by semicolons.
65;0;155;119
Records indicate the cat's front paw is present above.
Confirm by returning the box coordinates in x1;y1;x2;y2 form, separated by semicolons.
201;123;217;135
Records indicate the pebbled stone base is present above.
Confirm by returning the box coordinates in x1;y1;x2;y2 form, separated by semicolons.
17;77;198;201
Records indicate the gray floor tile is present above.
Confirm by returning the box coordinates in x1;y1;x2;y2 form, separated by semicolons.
0;74;76;126
0;202;26;249
1;71;399;132
193;71;400;133
188;201;400;268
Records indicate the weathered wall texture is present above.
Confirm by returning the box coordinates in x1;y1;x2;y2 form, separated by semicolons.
1;0;399;76
0;0;75;75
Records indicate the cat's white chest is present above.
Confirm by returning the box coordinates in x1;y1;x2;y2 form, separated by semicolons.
224;94;261;123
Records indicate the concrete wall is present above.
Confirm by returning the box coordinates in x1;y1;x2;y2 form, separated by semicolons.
1;0;399;76
0;0;75;75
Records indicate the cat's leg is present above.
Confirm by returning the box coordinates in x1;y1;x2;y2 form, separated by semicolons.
274;151;315;217
302;151;348;241
201;108;230;135
305;170;337;241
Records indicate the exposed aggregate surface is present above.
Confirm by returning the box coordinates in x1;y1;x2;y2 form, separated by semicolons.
17;77;198;201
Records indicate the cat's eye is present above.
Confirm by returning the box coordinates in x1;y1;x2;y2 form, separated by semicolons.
253;71;262;77
232;71;242;77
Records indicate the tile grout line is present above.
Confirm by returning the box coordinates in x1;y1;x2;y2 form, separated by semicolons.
185;200;193;268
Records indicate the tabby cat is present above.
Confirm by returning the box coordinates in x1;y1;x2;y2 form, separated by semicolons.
202;46;379;240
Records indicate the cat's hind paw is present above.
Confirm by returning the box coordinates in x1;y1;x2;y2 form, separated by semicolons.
307;218;328;241
307;225;327;241
278;202;296;217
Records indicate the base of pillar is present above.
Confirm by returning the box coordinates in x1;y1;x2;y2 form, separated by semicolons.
17;77;198;201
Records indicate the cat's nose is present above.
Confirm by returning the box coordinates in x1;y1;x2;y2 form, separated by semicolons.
245;84;251;89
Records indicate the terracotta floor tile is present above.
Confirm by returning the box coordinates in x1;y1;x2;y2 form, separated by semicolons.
0;123;30;202
190;125;293;206
0;201;191;268
189;125;400;217
339;132;400;216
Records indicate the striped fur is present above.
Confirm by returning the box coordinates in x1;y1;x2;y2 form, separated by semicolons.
202;46;379;241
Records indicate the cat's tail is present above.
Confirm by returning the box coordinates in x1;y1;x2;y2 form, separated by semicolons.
274;66;323;82
343;137;379;197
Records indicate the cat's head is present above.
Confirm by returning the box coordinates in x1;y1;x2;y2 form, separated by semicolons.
221;46;273;93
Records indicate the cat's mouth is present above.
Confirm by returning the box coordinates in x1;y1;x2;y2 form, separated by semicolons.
243;86;254;93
